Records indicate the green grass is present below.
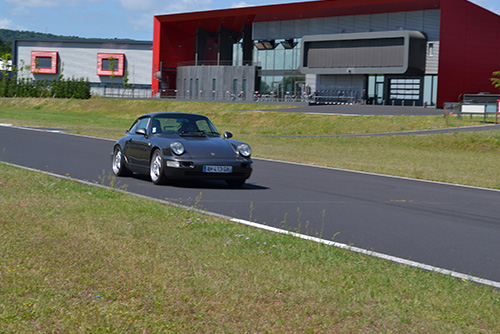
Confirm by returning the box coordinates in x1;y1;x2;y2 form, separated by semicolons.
248;131;500;189
0;97;488;138
1;164;499;333
0;97;293;135
1;97;500;189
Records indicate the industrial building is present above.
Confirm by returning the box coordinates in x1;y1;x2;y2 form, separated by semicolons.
152;0;500;107
13;39;152;97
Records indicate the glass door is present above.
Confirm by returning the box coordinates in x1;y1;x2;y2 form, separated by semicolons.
375;82;384;105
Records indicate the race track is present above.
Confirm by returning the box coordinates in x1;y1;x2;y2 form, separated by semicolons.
2;124;500;285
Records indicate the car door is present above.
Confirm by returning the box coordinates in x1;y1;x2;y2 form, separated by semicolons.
124;117;152;169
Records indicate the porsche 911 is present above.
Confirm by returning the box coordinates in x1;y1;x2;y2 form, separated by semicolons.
111;112;253;187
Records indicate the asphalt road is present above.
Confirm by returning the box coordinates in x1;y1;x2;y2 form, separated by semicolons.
2;124;500;284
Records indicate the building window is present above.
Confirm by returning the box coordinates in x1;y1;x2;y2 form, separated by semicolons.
233;79;238;96
36;57;52;68
31;51;58;74
428;43;434;56
232;43;242;66
253;38;302;95
102;58;118;71
97;53;125;76
242;79;247;101
212;78;216;100
368;75;385;105
423;75;438;106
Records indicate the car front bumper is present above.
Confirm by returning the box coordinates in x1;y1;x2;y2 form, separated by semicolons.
163;158;253;181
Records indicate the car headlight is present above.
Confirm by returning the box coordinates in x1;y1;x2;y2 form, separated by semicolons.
170;142;185;155
237;143;251;157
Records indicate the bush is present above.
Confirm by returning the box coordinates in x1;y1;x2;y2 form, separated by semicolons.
0;76;91;99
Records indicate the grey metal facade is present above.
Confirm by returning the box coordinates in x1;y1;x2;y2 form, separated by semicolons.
250;9;440;106
300;30;427;75
174;8;441;106
176;65;258;101
253;9;440;41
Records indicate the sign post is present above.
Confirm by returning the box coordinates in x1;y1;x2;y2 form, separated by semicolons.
496;100;500;124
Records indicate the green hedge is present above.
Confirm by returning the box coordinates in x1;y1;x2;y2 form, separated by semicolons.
0;77;91;99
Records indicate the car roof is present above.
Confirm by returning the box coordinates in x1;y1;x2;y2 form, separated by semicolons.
142;112;207;118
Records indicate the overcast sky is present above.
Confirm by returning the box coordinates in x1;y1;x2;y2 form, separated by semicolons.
0;0;499;41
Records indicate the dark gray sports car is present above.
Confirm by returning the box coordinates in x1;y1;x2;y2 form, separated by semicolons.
111;112;253;187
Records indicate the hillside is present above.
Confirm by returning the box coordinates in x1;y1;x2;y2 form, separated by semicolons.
0;29;134;59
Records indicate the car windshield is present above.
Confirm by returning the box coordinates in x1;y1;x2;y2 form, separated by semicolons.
150;114;220;136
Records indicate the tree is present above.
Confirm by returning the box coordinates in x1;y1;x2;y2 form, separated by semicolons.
32;58;40;74
0;37;11;59
107;56;117;88
490;71;500;90
122;70;130;97
1;52;12;61
123;70;130;89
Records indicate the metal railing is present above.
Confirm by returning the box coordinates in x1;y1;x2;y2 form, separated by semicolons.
457;101;500;122
177;60;261;67
91;87;153;99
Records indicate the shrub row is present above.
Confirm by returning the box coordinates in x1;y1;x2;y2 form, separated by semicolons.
0;77;91;99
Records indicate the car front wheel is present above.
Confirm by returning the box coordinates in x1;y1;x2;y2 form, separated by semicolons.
150;149;168;185
112;146;132;176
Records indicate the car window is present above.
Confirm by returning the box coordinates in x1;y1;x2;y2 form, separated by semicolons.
137;117;150;134
151;118;162;134
147;114;219;136
152;116;179;134
128;117;150;135
128;119;140;133
196;119;219;135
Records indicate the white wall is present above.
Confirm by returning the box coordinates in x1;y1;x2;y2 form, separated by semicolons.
15;40;152;88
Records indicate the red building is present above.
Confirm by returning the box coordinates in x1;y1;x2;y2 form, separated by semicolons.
152;0;500;107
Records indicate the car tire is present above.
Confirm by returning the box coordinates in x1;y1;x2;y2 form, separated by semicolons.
150;149;168;185
112;146;132;177
225;179;246;188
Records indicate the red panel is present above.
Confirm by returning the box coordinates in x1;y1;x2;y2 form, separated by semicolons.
97;53;125;76
152;17;162;95
31;51;58;74
155;0;440;27
438;0;500;107
152;16;198;95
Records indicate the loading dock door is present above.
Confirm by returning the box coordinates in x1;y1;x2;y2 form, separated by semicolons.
389;78;422;106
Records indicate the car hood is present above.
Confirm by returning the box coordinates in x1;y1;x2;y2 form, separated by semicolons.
178;136;239;159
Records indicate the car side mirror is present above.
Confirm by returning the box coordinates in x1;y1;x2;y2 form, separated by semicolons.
223;131;233;139
136;128;147;136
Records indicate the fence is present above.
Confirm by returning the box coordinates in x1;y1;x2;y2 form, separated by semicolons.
91;87;153;99
458;101;500;122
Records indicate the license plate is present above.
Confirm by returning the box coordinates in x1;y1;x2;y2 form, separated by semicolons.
203;165;232;173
